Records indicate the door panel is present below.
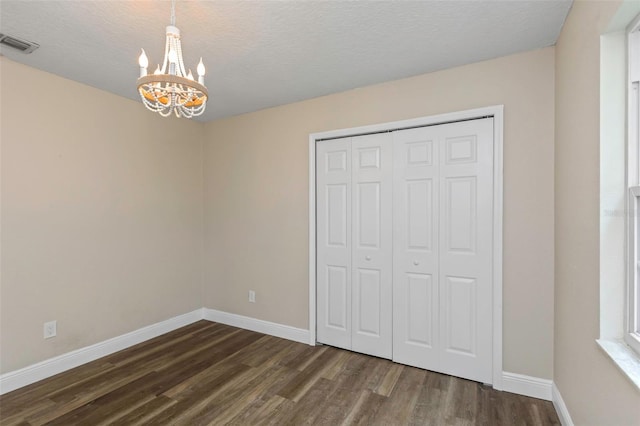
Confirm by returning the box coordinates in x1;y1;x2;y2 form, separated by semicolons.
445;135;477;164
358;146;381;169
316;139;352;350
406;273;433;346
438;118;493;384
445;176;477;253
392;127;439;369
326;266;348;330
392;118;493;383
351;133;393;359
407;179;433;250
355;268;381;335
326;184;348;247
356;182;381;248
444;275;477;355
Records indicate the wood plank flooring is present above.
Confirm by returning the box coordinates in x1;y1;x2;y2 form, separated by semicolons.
0;321;560;425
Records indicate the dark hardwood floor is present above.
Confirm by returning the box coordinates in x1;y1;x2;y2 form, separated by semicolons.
0;321;560;425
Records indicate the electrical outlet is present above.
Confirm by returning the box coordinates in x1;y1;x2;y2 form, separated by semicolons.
248;290;256;303
44;320;57;339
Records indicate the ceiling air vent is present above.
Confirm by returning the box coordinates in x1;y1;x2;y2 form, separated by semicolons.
0;33;39;54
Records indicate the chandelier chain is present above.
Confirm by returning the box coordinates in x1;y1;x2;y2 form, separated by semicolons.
170;0;176;26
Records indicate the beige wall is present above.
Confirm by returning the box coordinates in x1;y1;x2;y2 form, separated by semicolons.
0;58;205;373
555;1;640;424
203;47;556;379
2;5;638;420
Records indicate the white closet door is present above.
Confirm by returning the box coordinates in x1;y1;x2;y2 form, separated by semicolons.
392;127;440;369
316;138;352;350
392;118;493;384
351;133;393;359
317;117;493;381
438;118;493;384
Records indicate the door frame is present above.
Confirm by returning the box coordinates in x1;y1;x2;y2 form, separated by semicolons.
308;105;504;389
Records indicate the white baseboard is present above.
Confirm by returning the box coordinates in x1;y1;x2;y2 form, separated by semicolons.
501;371;552;401
552;383;574;426
0;309;204;395
203;308;310;345
1;307;559;405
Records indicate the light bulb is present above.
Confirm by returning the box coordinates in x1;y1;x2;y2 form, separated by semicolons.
138;48;149;68
187;69;194;80
197;58;205;76
169;48;178;64
154;65;161;75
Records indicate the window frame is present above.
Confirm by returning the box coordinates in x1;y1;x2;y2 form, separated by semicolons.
627;186;640;355
625;22;640;356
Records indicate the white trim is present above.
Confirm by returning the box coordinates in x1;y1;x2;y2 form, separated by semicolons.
492;107;505;390
501;371;552;401
627;20;640;355
309;106;502;142
203;308;310;345
0;309;204;395
627;186;640;355
552;383;575;426
308;105;504;387
597;338;640;390
309;136;317;346
1;305;556;403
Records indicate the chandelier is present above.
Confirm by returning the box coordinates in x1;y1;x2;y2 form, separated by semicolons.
137;0;207;118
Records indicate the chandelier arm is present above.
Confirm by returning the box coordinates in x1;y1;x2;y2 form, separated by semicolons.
177;40;188;78
170;37;177;76
161;32;169;74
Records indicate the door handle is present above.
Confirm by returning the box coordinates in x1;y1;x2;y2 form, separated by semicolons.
413;260;420;266
365;256;371;261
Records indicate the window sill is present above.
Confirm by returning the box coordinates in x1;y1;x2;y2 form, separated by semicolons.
596;339;640;391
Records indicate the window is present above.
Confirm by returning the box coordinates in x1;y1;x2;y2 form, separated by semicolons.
626;23;640;356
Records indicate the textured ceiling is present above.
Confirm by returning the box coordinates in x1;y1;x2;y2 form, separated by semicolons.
0;1;572;122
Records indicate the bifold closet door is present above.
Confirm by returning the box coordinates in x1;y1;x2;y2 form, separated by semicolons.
316;138;352;350
316;133;393;358
392;118;494;384
438;118;493;384
317;118;493;383
392;127;440;369
351;133;393;359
